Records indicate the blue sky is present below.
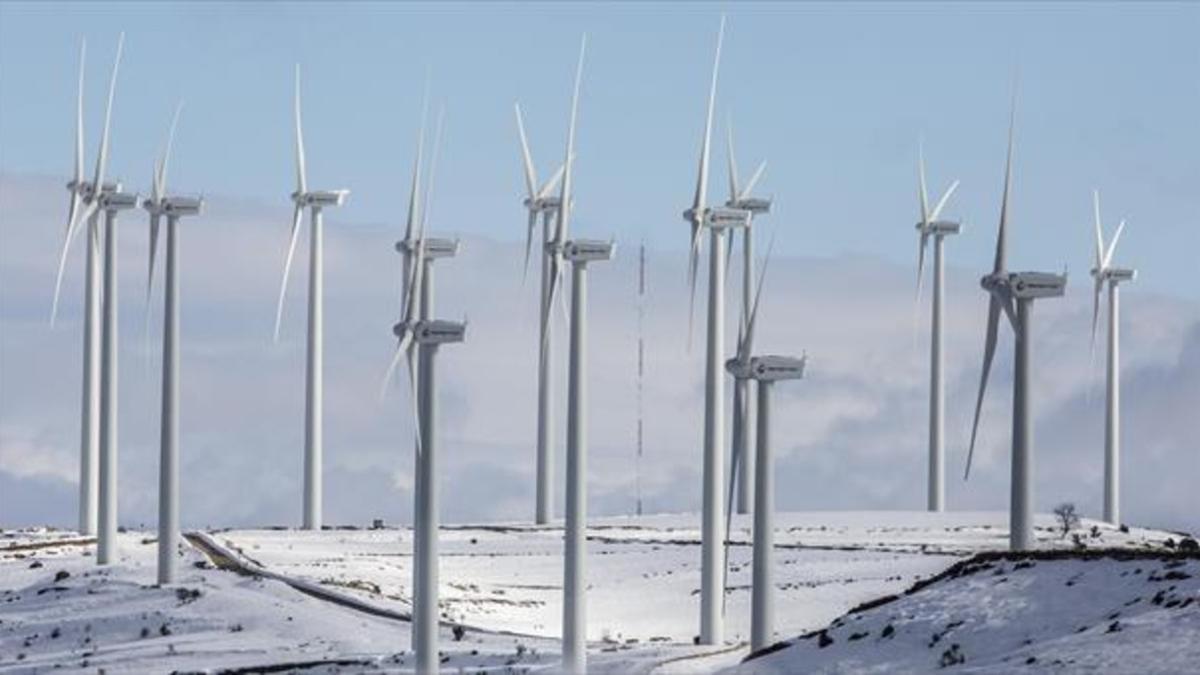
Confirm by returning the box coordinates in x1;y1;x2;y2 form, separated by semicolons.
1;1;1197;298
1;3;1198;534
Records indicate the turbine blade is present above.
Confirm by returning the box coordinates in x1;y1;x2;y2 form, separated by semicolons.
379;330;411;400
1092;190;1104;269
294;64;307;196
686;225;702;350
741;230;776;359
918;140;930;227
540;253;561;354
514;102;538;200
726;123;739;203
915;230;929;305
403;95;428;244
965;295;1003;479
691;16;724;219
157;101;183;199
151;158;162;204
73;39;85;187
1104;219;1125;269
420;106;445;239
273;205;305;341
66;55;84;242
537;163;565;201
723;224;736;295
740;160;766;200
1090;276;1102;357
91;32;123;193
522;209;537;285
929;179;959;222
146;212;161;312
64;192;82;259
554;35;586;248
50;200;96;325
406;342;422;457
994;91;1017;275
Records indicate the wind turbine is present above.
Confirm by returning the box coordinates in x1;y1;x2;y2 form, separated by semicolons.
50;37;122;537
722;233;772;603
681;16;751;645
1089;191;1135;525
725;125;771;517
562;238;613;675
52;33;139;565
142;104;202;585
913;144;961;512
750;366;805;653
747;351;806;651
514;102;565;525
725;230;805;653
543;36;607;674
274;65;349;531
964;95;1066;552
382;106;464;675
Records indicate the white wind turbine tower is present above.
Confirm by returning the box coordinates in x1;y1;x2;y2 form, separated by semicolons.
50;38;104;535
722;232;773;603
544;37;613;675
681;16;751;645
274;65;349;531
142;104;202;585
737;245;806;653
1089;191;1135;525
383;107;464;675
725;125;770;516
965;95;1066;551
51;37;122;537
514;101;565;525
51;34;138;564
562;236;614;675
913;144;961;512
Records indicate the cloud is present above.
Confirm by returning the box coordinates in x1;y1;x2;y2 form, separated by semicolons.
1;173;1196;535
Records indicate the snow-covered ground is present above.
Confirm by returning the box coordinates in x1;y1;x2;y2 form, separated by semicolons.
0;512;1189;673
734;552;1200;674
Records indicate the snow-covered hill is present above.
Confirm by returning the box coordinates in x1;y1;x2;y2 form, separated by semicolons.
0;512;1190;673
734;550;1200;674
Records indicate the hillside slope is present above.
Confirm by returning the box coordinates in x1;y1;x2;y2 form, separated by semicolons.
733;550;1200;674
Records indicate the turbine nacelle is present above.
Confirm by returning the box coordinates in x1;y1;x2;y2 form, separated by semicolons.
524;195;563;213
144;195;204;217
292;189;349;208
726;196;771;215
916;219;962;236
396;237;460;259
1009;271;1067;300
1092;267;1136;283
749;354;807;382
563;238;615;263
162;196;204;217
682;206;751;229
98;191;140;211
68;180;121;199
415;319;467;345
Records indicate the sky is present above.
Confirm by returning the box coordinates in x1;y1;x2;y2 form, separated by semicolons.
0;2;1197;534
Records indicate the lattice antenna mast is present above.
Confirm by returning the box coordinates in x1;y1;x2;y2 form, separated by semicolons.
636;240;646;516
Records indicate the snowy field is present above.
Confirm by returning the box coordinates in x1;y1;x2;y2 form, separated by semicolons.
0;511;1190;673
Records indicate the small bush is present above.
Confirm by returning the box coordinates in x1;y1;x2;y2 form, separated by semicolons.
1053;504;1080;539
